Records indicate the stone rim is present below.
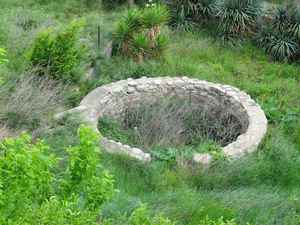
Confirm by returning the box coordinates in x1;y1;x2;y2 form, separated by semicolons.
55;77;267;165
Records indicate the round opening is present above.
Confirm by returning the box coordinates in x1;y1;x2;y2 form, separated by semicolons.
98;96;246;159
59;77;267;164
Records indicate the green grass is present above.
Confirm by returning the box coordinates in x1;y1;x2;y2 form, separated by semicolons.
1;0;300;224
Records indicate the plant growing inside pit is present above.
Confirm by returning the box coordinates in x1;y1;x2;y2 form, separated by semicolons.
112;3;170;62
98;97;241;161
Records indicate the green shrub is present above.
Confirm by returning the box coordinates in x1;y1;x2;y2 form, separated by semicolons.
29;20;86;82
103;204;239;225
215;0;261;43
15;196;99;225
0;134;57;222
63;125;115;209
0;125;115;223
113;4;170;62
103;204;175;225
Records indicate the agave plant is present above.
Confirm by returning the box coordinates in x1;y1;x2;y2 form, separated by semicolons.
256;27;298;62
288;7;300;42
265;34;298;62
165;0;216;30
272;7;290;32
215;0;261;41
256;3;300;62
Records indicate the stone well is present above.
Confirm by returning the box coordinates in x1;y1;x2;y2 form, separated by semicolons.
55;77;267;165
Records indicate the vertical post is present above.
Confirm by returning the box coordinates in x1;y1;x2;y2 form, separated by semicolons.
96;25;101;77
97;25;101;50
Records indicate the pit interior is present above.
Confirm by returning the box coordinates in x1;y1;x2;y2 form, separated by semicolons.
98;83;249;156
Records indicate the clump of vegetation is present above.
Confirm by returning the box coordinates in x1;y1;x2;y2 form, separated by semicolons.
0;73;66;131
0;125;115;224
256;4;300;62
2;0;300;223
99;98;238;162
166;0;216;30
28;20;86;82
215;0;261;42
102;203;238;225
112;3;170;62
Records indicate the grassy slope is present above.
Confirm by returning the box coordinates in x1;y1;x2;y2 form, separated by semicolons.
1;0;300;224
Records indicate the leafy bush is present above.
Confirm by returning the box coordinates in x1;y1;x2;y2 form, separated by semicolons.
29;20;86;82
215;0;261;42
112;3;170;62
0;125;115;224
18;196;99;225
0;133;57;222
62;125;115;209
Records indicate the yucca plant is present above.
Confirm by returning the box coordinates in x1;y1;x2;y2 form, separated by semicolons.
130;33;151;62
112;3;170;61
113;9;142;56
151;34;169;58
215;0;261;42
142;3;169;47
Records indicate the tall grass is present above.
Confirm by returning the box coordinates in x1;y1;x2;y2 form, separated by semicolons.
1;0;300;224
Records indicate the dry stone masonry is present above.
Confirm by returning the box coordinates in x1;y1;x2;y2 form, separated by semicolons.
55;77;267;166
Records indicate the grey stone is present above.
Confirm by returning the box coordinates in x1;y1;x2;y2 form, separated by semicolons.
55;77;267;166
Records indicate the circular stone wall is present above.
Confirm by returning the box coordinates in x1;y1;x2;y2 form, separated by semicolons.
56;77;267;165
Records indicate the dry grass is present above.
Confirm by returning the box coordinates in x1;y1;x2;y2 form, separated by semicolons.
122;98;243;150
0;70;66;132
